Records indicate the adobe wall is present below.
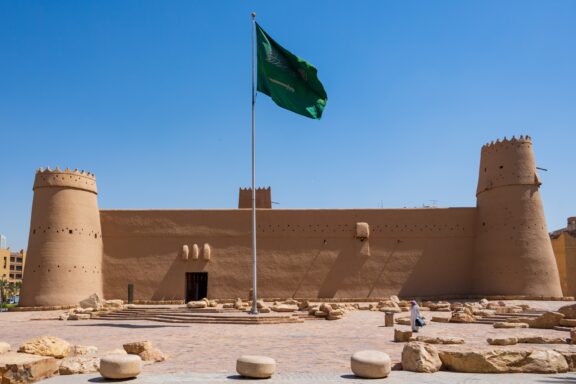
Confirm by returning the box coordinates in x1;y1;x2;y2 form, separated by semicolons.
100;208;477;301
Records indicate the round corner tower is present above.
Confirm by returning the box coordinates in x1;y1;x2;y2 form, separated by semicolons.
473;136;562;297
19;167;103;307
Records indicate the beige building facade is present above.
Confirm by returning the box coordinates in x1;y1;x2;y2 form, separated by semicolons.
19;136;564;307
0;247;26;284
551;217;576;297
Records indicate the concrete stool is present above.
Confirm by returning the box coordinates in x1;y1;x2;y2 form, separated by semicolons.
351;350;391;379
100;354;142;380
236;355;276;379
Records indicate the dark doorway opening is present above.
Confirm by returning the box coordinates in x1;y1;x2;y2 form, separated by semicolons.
185;272;208;302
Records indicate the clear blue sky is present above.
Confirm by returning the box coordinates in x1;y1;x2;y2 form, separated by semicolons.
1;1;575;251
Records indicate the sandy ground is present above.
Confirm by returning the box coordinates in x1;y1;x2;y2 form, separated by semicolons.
1;300;576;375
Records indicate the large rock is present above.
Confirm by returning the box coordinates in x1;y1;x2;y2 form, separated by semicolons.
519;350;569;373
493;322;529;329
58;356;100;375
123;341;166;362
78;293;104;310
18;336;71;358
401;342;441;373
558;303;576;319
0;352;58;383
487;336;518;346
68;313;91;320
517;336;567;344
104;299;124;309
70;345;98;356
0;342;10;354
327;309;345;320
450;311;476;323
100;354;142;379
557;350;576;371
439;349;569;373
270;304;298;313
527;311;565;329
350;350;391;378
395;317;411;326
414;336;464;345
394;329;412;342
560;319;576;327
236;355;276;379
187;301;207;309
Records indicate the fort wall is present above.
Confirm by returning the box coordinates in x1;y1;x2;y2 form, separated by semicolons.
100;208;477;300
19;137;564;306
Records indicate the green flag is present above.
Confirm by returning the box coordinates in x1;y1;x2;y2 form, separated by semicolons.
256;23;327;119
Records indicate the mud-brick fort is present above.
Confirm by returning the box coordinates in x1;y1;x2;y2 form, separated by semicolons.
19;136;564;307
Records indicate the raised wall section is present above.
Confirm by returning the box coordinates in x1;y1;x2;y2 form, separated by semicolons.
100;208;477;301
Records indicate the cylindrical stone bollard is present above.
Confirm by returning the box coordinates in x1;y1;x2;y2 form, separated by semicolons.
384;312;394;327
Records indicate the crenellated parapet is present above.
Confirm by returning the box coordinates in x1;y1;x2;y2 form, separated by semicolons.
238;187;272;208
476;135;540;196
480;135;532;152
34;167;97;194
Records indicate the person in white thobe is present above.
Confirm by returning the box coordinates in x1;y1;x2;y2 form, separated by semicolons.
410;300;422;332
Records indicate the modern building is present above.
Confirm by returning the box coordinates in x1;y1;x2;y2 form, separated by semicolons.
19;136;564;307
551;217;576;297
0;240;26;284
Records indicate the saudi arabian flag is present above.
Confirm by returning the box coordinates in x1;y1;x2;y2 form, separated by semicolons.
256;23;327;119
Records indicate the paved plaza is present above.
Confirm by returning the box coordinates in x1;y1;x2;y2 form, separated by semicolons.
2;300;576;383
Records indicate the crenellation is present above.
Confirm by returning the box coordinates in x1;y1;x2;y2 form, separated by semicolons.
33;166;97;194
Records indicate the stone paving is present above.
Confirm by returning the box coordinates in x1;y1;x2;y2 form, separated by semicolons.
1;300;576;378
41;371;576;383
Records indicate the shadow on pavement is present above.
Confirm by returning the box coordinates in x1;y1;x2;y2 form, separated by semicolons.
226;375;256;380
70;323;188;329
537;377;576;383
340;374;363;380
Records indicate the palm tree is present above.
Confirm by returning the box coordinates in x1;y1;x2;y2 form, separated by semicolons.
0;278;7;308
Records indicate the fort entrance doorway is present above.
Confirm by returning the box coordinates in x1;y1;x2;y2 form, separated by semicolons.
185;272;208;302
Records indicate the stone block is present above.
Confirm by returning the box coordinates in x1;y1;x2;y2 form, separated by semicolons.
351;350;391;378
0;352;58;383
487;337;518;346
58;356;100;375
18;336;71;358
100;354;142;379
401;342;441;373
394;328;413;342
236;355;276;379
493;322;529;329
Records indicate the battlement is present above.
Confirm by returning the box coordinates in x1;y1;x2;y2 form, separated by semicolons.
33;167;97;194
238;187;272;209
481;135;532;152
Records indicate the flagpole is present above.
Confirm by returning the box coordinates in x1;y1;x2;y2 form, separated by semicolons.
250;11;259;315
